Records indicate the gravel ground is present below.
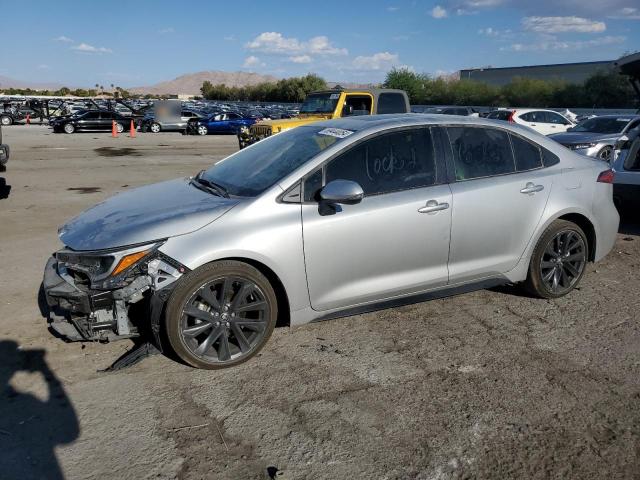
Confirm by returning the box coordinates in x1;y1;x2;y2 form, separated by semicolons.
0;124;639;480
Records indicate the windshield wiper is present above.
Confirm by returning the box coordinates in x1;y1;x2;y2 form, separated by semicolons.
191;170;230;198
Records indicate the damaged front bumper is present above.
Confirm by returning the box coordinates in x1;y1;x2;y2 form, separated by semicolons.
43;248;188;343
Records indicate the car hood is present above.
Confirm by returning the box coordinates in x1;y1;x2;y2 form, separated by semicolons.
549;131;620;145
59;177;239;251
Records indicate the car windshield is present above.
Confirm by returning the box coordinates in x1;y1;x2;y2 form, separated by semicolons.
424;107;446;114
299;93;340;114
572;117;633;134
200;125;350;197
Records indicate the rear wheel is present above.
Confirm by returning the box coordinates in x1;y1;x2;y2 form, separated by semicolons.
63;123;75;134
524;220;588;298
1;115;12;126
165;261;278;369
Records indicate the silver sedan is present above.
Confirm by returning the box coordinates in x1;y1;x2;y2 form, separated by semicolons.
43;114;620;369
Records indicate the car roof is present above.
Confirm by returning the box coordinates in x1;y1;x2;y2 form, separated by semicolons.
580;114;640;120
305;113;535;134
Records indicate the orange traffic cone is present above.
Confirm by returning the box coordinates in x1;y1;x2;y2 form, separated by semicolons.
111;120;118;138
26;114;30;125
129;119;136;138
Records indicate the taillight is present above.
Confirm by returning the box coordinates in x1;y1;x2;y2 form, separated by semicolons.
597;169;615;184
508;111;515;123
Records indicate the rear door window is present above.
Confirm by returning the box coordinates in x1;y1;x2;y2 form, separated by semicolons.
325;128;437;195
377;93;407;114
447;127;515;180
511;134;543;171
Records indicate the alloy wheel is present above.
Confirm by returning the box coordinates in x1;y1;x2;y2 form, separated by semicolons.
0;116;11;126
197;125;208;136
179;276;270;363
598;147;613;163
539;230;586;294
150;123;161;133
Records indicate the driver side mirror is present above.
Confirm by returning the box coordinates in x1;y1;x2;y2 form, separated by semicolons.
319;180;364;205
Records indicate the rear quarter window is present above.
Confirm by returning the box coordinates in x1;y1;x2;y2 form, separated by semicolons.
511;134;543;171
377;93;407;114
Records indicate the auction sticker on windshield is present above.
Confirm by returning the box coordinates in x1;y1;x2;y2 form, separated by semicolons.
318;128;354;139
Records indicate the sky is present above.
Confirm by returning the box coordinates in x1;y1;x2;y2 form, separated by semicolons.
0;0;638;88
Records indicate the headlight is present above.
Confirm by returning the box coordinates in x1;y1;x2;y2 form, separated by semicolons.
571;143;597;150
56;242;162;289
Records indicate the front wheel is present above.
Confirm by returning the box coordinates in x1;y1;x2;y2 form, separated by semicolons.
165;261;278;369
115;122;124;134
150;122;161;133
197;125;208;136
597;146;613;163
63;123;75;134
523;220;588;299
0;115;12;126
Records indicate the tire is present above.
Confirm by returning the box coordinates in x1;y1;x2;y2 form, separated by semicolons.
165;260;278;369
523;220;588;299
63;123;75;134
597;146;613;163
150;122;161;133
115;122;124;134
197;125;208;136
1;115;12;126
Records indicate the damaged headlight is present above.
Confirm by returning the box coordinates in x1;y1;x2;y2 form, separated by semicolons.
56;242;163;289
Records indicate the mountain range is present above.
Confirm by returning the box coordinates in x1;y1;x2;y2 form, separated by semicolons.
1;71;377;95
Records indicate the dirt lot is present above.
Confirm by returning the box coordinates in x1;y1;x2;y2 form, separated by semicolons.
0;124;639;480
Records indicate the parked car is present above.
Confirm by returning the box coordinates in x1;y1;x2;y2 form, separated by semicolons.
612;123;640;211
0;124;8;171
549;115;640;162
43;114;619;369
49;110;131;134
509;109;575;135
188;112;257;136
484;109;515;121
141;109;205;133
1;110;25;126
238;88;410;148
422;106;479;116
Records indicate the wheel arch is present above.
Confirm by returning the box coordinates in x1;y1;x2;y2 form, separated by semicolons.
556;212;596;262
208;256;291;328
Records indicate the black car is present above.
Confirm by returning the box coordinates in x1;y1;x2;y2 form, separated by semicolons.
0;125;8;171
50;110;132;134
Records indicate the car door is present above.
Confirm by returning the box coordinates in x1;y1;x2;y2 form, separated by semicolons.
225;113;242;133
517;111;550;135
98;111;113;130
444;126;553;283
301;127;452;311
545;111;572;134
77;111;99;130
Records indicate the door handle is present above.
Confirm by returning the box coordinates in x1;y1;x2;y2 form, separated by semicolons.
418;200;450;214
520;182;544;194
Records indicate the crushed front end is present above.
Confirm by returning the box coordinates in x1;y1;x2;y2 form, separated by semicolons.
43;242;188;343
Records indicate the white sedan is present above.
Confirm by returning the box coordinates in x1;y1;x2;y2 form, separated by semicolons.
487;108;575;135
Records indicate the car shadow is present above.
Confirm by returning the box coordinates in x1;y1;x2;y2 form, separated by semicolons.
0;177;10;199
0;340;79;479
619;218;640;236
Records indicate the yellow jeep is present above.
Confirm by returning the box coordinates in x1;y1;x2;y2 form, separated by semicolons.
237;88;410;148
